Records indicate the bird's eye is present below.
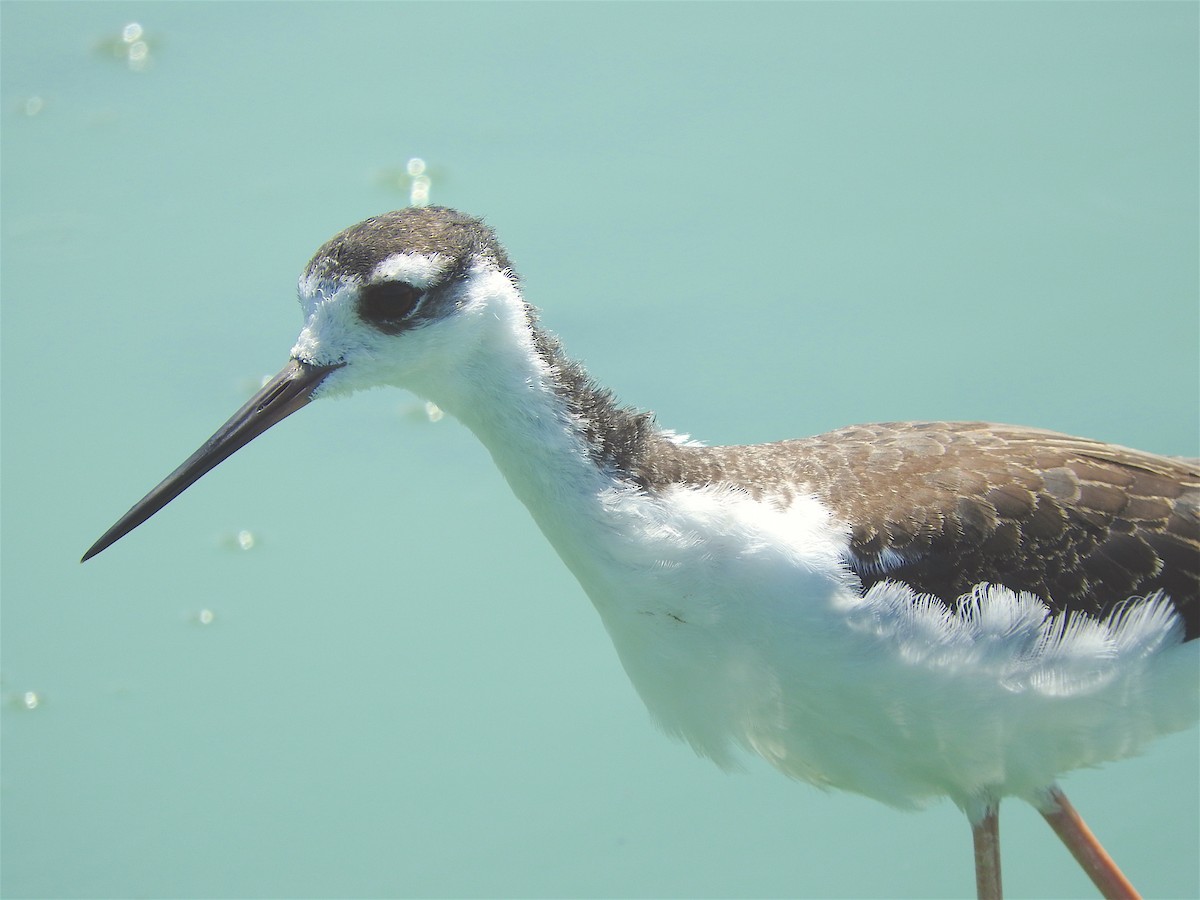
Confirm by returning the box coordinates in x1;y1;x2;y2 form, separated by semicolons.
358;280;425;334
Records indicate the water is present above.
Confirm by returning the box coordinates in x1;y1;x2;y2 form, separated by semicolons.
3;3;1197;897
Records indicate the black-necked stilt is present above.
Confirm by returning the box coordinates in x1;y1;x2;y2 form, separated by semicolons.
84;207;1198;899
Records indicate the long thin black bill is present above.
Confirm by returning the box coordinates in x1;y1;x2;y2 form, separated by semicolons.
82;358;342;562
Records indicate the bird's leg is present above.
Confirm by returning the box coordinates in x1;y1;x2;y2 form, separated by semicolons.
972;803;1003;900
1039;786;1140;900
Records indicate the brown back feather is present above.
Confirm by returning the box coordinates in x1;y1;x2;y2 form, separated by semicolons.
637;422;1199;640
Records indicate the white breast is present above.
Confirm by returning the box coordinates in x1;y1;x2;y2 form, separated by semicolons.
562;482;1198;814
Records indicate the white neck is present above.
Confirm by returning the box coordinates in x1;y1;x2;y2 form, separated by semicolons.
403;288;631;575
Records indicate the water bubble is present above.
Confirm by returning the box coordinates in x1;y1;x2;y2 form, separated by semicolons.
127;41;150;71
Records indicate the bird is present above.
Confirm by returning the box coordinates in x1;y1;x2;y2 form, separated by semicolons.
83;206;1199;899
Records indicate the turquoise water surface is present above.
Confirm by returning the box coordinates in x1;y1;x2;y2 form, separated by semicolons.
3;3;1197;898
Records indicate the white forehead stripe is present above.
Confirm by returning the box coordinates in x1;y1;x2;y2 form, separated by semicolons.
371;252;444;288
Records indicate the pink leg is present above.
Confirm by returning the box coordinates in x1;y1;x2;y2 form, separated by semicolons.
972;804;1003;900
1040;786;1140;900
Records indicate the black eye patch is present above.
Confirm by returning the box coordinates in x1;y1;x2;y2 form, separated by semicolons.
357;280;425;334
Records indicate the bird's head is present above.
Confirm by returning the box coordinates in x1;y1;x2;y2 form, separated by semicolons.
291;206;521;399
82;207;520;561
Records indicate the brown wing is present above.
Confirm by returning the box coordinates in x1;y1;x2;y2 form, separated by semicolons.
655;422;1200;640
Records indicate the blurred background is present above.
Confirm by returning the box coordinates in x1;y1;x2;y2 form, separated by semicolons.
3;3;1197;897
